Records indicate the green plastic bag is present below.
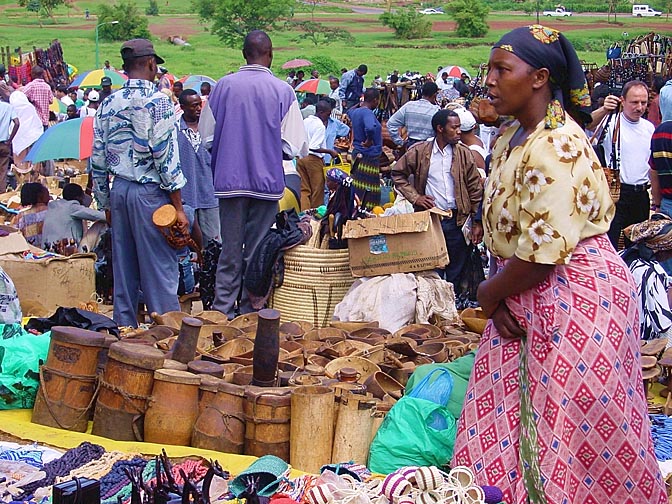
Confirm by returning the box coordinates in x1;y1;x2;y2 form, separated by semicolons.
368;395;457;474
0;324;50;409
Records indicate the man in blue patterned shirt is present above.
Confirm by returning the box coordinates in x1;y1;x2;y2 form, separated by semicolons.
92;38;188;327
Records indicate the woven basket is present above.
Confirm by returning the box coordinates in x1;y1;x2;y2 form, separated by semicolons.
269;246;354;327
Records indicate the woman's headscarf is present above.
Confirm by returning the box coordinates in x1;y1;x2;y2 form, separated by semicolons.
493;25;591;128
624;213;672;254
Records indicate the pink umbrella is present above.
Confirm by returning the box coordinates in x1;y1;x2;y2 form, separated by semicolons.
282;58;313;70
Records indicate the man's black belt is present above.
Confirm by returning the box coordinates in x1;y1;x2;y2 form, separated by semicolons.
620;183;650;192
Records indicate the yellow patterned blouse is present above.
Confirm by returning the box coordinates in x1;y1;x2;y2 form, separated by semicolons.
483;115;614;265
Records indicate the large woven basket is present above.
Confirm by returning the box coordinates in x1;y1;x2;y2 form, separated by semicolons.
269;246;354;327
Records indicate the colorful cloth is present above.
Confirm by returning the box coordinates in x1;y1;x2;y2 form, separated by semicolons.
351;154;380;210
650;121;672;201
91;78;186;210
0;448;43;468
493;25;591;126
452;235;667;503
483;115;613;264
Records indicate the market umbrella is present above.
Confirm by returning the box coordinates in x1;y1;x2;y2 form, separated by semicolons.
178;74;217;92
282;58;313;70
49;99;68;114
70;69;127;89
437;65;470;79
294;79;331;95
25;117;94;163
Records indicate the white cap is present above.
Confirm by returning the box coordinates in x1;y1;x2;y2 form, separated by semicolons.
454;107;476;132
88;90;100;102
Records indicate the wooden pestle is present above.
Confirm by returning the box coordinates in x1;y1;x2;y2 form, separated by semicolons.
252;309;281;387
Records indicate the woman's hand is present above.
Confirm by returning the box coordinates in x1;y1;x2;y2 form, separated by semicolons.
491;302;525;339
477;278;498;317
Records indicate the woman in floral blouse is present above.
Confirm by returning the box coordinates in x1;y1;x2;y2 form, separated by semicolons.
451;26;667;504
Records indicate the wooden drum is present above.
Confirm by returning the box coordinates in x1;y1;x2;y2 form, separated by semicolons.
144;369;200;446
32;327;106;432
92;341;165;441
243;386;292;461
192;381;246;454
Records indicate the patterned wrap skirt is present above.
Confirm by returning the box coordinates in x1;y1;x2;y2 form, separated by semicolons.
351;153;381;211
452;234;667;504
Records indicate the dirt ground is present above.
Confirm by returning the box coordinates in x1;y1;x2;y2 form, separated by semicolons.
149;16;200;39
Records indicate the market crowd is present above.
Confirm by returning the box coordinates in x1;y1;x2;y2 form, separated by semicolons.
1;25;672;503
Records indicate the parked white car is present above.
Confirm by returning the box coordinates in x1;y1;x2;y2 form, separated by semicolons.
419;8;443;14
632;4;662;16
543;7;572;16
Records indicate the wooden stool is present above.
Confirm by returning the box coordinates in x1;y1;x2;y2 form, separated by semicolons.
641;338;668;357
642;357;660;400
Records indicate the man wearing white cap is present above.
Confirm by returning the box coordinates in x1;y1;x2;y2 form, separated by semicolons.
454;107;486;174
79;90;100;118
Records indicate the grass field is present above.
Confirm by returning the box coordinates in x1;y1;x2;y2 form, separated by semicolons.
0;0;668;80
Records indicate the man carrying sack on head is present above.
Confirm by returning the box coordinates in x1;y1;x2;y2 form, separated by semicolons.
92;38;187;327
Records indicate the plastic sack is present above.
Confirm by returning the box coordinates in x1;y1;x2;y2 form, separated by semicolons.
368;395;457;474
0;324;50;409
407;368;454;406
406;356;476;420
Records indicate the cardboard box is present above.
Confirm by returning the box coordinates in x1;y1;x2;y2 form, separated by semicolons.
0;227;96;314
343;209;449;277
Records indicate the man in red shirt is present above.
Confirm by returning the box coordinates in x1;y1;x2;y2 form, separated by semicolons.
22;66;53;130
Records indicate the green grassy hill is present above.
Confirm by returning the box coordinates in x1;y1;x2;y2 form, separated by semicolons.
0;0;665;81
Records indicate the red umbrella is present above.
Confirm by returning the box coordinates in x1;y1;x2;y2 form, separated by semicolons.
282;58;313;70
437;65;470;79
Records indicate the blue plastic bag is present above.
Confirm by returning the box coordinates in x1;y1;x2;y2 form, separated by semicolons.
407;368;454;405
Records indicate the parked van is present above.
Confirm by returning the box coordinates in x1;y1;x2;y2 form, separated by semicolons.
632;4;662;16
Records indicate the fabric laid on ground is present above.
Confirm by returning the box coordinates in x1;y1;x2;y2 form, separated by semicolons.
0;409;304;478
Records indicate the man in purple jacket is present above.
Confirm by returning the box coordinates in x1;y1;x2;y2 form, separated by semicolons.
205;30;307;318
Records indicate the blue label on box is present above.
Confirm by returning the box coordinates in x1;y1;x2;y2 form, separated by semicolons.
369;235;388;255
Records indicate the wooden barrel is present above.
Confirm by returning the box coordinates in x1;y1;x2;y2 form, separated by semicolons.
32;327;106;432
91;342;165;441
198;375;223;415
290;386;335;473
144;369;200;446
243;386;292;461
332;391;377;465
192;381;246;453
